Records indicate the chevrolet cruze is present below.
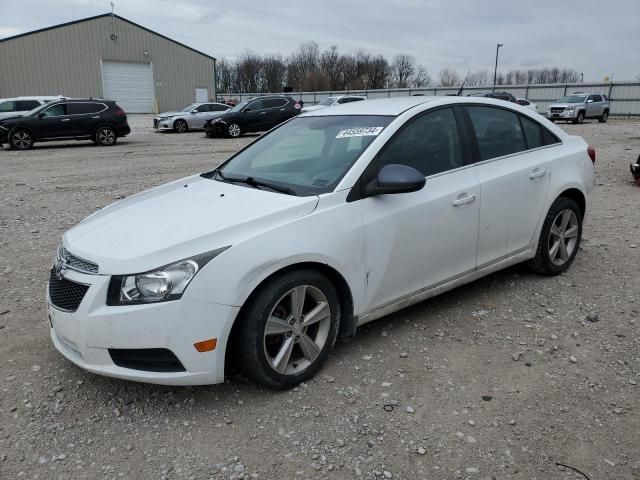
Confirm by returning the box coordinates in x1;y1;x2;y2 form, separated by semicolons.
47;96;596;389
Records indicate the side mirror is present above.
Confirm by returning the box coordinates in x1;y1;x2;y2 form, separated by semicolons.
37;112;45;119
365;164;426;197
243;107;251;113
587;99;594;103
191;109;198;114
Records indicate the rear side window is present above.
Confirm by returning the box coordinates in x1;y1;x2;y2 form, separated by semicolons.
519;115;561;148
68;103;105;115
467;106;526;160
264;98;288;108
212;104;229;111
16;100;40;110
0;101;16;112
376;107;464;177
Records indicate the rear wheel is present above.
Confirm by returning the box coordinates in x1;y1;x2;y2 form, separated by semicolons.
95;126;117;146
598;110;609;123
528;197;583;275
9;128;34;150
235;270;340;389
174;119;188;133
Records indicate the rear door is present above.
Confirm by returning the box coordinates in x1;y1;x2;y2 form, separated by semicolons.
263;98;290;128
467;105;558;266
67;102;108;136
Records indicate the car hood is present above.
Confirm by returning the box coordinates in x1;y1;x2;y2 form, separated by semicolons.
548;103;579;108
63;175;319;274
0;114;25;124
156;111;182;118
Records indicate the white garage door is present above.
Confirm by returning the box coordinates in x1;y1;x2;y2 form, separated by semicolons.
102;61;154;113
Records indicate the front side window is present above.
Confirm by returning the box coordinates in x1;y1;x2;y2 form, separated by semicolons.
0;101;16;112
557;95;586;103
180;104;198;112
41;103;67;117
195;104;210;112
591;94;603;102
248;99;266;110
467;106;526;160
213;115;393;195
375;108;464;177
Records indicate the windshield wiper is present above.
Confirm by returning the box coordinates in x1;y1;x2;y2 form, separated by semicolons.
213;170;296;195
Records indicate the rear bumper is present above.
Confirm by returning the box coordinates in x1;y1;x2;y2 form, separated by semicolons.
116;124;131;137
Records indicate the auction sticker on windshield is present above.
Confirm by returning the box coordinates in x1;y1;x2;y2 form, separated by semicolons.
336;127;384;138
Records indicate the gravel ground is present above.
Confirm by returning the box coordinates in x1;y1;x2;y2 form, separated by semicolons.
0;115;639;480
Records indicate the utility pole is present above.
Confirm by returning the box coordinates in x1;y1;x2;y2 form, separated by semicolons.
492;43;503;92
580;72;584;82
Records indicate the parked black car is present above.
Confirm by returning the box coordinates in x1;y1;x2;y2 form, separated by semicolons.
204;95;301;138
467;91;518;103
0;98;131;150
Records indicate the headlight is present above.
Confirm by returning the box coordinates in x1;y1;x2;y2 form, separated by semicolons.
565;107;574;112
107;247;229;306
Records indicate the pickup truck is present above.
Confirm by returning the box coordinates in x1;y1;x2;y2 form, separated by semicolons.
547;92;610;124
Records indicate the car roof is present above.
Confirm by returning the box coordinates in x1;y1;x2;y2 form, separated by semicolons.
303;96;439;116
301;95;536;117
0;96;61;101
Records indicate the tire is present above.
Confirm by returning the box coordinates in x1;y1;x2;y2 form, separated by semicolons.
573;111;584;124
95;126;117;146
549;118;556;123
235;269;341;390
174;119;188;133
528;197;583;276
227;122;242;138
598;110;609;123
9;128;34;150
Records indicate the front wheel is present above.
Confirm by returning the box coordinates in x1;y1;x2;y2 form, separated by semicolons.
573;111;585;124
227;122;242;138
174;119;188;133
528;197;583;275
9;128;34;150
598;111;609;123
235;270;341;389
95;126;117;146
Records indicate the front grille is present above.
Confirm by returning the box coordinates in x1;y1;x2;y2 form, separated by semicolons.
109;348;186;372
48;270;89;312
60;246;98;274
550;107;565;113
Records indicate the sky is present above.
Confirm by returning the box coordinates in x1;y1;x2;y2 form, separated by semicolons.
1;0;639;82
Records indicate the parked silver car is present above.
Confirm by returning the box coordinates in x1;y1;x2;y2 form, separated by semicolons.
0;96;62;120
153;102;231;132
547;93;610;124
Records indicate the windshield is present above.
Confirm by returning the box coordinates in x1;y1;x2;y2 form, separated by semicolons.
557;95;586;103
229;101;249;113
209;115;393;196
318;97;337;106
180;104;198;112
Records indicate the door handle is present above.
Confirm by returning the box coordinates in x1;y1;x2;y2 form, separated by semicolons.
61;118;71;122
529;168;546;180
91;116;100;119
452;193;476;206
259;112;267;115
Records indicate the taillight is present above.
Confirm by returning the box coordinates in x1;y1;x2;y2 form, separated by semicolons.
294;102;301;109
587;145;596;163
115;107;126;117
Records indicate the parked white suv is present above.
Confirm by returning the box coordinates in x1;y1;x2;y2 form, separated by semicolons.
47;97;595;389
0;96;61;119
301;95;366;113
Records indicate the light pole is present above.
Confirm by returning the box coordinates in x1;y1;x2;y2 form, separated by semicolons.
492;43;503;92
580;72;584;82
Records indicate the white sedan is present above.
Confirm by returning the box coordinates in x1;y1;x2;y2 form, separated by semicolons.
301;95;366;113
47;97;595;389
516;98;538;112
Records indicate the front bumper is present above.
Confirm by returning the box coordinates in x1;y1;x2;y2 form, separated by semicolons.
205;121;225;137
153;118;175;131
547;109;577;119
46;268;240;385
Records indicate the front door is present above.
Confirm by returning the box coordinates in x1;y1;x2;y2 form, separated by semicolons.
360;107;480;312
36;103;72;139
243;98;268;132
466;105;554;267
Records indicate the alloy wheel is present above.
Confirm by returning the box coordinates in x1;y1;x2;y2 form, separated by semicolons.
263;285;331;375
548;209;579;266
228;123;241;137
98;128;115;145
175;120;187;133
12;131;32;149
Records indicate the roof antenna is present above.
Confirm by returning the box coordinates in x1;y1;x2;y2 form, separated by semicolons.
109;1;117;41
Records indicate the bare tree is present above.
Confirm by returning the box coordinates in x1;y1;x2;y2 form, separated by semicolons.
216;58;235;94
234;51;262;92
412;66;432;87
367;55;391;89
392;54;416;88
261;54;287;93
439;68;461;87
